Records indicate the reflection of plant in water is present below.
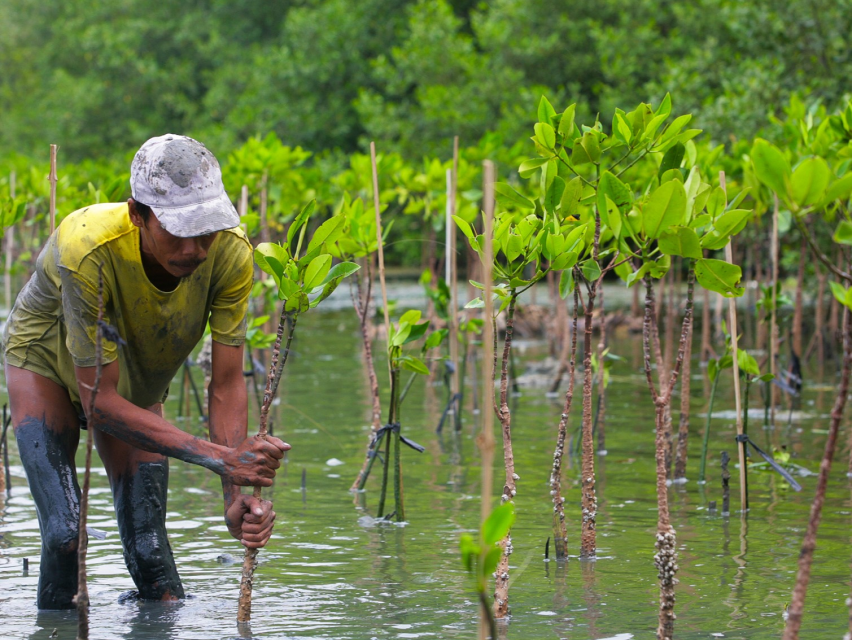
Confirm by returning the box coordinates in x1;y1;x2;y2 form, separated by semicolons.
459;502;515;640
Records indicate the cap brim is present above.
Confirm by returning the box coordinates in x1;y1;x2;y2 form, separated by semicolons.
149;192;240;237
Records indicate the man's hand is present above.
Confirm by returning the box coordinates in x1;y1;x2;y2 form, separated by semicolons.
221;435;289;487
225;494;276;549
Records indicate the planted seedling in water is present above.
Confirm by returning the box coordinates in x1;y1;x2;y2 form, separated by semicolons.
238;199;360;625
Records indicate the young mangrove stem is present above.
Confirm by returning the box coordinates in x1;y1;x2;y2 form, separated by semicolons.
238;309;298;624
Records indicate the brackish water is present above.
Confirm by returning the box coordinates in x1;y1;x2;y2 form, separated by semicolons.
1;307;851;639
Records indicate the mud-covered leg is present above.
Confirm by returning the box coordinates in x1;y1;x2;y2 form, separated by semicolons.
15;416;82;609
110;459;184;600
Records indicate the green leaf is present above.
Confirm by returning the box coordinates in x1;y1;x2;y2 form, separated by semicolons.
560;177;583;218
494;183;536;210
538;96;557;124
658;226;702;259
534;122;557;149
320;261;360;286
737;350;760;376
551;250;579;271
558;104;576;137
304;254;332;290
695;258;744;298
713;209;751;236
648;254;671;278
482;547;503;578
400;310;422;325
518;157;549;179
558;268;575;298
453;215;475;241
791;157;831;207
706;187;727;219
403;321;430;345
581;259;602;282
598;171;632;214
823;173;852;205
459;533;478;572
642;180;687;239
284;292;310;314
482;502;515;545
545;176;566;214
829;281;850;307
287;199;316;246
833;220;852;245
707;358;718;382
600;195;623;238
658;143;685;179
505;234;523;262
751;139;791;199
424;329;447;350
307;215;344;254
400;355;430;375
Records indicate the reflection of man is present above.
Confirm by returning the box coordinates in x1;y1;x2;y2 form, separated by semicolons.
3;134;288;608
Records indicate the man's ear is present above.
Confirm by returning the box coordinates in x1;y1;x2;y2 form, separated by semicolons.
128;198;144;229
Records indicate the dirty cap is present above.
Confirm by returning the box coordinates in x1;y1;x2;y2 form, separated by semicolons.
130;134;239;237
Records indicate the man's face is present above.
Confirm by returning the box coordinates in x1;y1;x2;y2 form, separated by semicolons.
128;200;218;279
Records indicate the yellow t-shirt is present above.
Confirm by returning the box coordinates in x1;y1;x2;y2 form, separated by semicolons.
3;202;253;411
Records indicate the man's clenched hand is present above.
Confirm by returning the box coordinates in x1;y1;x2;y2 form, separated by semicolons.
221;435;289;487
225;494;277;549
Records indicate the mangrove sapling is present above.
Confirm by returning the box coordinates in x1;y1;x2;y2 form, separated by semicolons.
672;317;693;482
550;275;580;560
358;310;433;521
459;503;515;640
783;306;852;640
330;196;390;491
238;200;360;624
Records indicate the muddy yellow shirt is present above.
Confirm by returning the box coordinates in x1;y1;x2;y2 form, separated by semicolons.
3;203;253;411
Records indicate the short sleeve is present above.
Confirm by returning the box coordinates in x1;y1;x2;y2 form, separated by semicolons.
209;233;253;346
59;256;119;367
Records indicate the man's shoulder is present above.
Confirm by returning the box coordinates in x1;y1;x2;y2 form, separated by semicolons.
56;203;134;272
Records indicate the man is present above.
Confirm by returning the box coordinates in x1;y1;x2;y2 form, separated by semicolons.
3;134;288;608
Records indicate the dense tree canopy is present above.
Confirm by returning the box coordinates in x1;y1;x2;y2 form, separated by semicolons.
1;0;850;162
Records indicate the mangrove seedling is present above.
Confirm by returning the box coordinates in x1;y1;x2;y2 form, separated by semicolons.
357;309;435;521
238;199;360;624
459;502;516;640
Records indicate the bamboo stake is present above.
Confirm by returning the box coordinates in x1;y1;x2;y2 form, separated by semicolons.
48;145;58;234
5;171;15;313
722;172;748;512
449;138;460;429
771;195;779;428
237;310;297;624
75;264;105;640
370;142;391;353
478;160;496;640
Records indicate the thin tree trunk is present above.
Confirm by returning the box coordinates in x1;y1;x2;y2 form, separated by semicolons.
596;283;607;454
643;272;695;640
580;273;600;557
673;320;693;481
351;260;384;492
783;307;852;639
493;296;518;620
551;282;579;559
701;286;713;362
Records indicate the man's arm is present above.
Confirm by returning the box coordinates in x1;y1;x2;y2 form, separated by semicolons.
209;340;286;549
75;361;287;489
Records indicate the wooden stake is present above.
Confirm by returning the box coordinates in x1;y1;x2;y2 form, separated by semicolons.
370;142;391;350
478;160;496;640
5;171;15;312
49;145;58;235
722;172;748;512
449;138;460;425
771;195;779;428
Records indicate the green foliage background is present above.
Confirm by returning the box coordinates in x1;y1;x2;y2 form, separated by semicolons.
2;0;851;162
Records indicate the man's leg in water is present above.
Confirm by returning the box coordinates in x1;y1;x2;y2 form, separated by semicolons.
94;404;184;600
6;365;82;609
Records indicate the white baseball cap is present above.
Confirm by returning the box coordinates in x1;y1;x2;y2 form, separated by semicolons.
130;134;240;237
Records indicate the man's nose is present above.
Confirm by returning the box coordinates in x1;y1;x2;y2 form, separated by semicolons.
180;237;205;256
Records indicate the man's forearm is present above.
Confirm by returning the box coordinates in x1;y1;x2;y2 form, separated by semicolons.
92;395;229;473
